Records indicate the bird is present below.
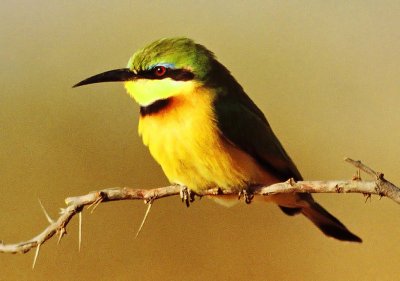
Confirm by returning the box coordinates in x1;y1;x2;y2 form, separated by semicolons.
74;37;361;242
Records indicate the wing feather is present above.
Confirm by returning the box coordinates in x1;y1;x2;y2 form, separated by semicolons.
214;90;302;182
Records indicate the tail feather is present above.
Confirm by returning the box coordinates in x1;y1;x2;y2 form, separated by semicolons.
300;202;362;242
279;205;301;216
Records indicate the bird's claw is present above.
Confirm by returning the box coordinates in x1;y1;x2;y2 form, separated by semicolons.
239;189;254;204
179;186;195;207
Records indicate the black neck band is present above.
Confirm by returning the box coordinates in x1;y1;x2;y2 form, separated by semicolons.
140;98;172;116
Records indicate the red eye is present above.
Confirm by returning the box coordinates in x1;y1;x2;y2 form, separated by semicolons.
154;66;167;77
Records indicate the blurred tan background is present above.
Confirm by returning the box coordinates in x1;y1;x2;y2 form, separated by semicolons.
1;1;400;280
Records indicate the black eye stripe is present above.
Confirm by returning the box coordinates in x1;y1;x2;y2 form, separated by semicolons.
171;69;194;81
138;68;194;81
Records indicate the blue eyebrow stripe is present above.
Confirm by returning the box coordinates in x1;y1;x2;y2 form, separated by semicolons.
149;63;175;69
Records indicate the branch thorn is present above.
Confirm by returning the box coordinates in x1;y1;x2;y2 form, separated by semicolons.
38;198;54;224
57;227;67;245
135;199;153;238
87;192;104;213
32;243;41;269
78;212;82;251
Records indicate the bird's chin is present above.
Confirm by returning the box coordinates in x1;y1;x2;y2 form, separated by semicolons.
124;79;198;107
124;80;170;107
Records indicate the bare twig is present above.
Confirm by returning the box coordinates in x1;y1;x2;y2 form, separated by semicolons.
0;158;399;257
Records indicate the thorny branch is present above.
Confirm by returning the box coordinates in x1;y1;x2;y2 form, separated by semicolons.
0;158;399;265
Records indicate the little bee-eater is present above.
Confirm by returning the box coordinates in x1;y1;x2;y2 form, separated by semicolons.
74;37;361;242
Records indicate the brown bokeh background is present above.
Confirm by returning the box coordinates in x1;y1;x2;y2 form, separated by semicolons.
1;1;400;280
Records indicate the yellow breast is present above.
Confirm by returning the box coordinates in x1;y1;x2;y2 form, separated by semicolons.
138;86;274;192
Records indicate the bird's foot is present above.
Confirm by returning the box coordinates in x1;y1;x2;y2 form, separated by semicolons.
179;186;196;207
238;188;254;204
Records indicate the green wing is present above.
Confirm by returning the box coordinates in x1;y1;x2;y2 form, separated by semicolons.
214;90;303;182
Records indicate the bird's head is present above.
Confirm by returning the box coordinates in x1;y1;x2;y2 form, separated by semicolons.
74;37;217;107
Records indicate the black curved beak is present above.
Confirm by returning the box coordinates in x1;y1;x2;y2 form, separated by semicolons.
73;68;136;88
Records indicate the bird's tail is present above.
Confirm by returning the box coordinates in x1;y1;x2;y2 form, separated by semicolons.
274;193;361;242
300;201;361;242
